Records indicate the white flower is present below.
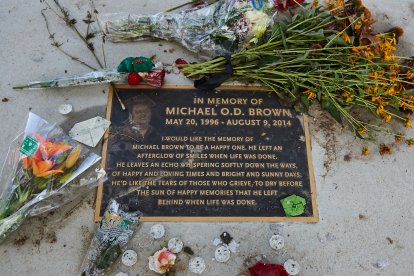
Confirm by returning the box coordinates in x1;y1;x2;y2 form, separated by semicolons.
244;10;270;45
148;248;176;274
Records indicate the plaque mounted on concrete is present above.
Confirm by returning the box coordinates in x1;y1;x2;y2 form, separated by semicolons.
95;85;318;222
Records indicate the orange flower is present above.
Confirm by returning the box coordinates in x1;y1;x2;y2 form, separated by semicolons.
362;146;369;156
65;145;82;169
22;157;32;170
35;133;72;159
32;159;64;177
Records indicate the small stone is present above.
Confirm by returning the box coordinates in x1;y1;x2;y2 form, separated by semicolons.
1;98;8;102
374;259;390;269
168;238;183;253
269;234;285;250
284;259;300;275
150;224;165;239
121;250;137;267
189;257;206;274
58;104;73;115
220;232;233;245
183;246;194;255
115;273;128;276
215;246;231;263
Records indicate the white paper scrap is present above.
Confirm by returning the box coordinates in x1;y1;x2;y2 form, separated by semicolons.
69;116;110;147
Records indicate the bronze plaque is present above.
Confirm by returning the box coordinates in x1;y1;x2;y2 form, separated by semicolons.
95;85;318;222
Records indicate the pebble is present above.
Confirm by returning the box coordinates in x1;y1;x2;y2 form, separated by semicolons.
115;272;128;276
374;259;390;269
58;103;73;115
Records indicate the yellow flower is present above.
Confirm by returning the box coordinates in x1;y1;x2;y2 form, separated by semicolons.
406;139;414;147
362;146;369;156
65;145;82;169
351;47;360;53
383;53;395;62
371;96;381;104
405;118;412;128
312;0;319;8
385;85;397;95
383;114;392;122
303;89;317;101
342;33;351;44
341;92;353;103
358;127;367;136
255;25;267;39
407;70;414;81
399;101;412;111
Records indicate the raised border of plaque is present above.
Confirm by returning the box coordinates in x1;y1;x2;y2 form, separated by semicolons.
95;84;318;223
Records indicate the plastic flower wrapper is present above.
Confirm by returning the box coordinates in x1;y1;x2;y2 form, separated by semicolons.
80;199;141;276
13;69;126;90
13;57;165;90
148;248;177;274
99;0;299;58
0;113;104;243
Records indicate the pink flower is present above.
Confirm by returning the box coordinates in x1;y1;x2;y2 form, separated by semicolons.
148;248;176;274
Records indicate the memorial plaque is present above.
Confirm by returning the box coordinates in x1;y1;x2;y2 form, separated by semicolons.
95;85;318;222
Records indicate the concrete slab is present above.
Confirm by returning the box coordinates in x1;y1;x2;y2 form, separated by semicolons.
0;0;413;275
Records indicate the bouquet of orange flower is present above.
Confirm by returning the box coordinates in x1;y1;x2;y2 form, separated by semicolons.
0;113;104;243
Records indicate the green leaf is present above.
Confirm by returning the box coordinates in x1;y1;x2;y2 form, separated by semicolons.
59;172;73;185
54;152;68;166
354;128;365;139
276;23;288;50
304;29;325;40
300;95;310;110
326;34;348;47
321;100;342;124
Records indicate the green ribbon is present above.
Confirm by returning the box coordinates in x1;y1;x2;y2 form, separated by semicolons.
117;57;154;73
